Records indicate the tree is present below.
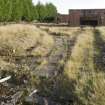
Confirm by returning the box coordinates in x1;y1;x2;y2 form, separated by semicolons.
22;0;34;21
45;3;57;22
11;0;23;21
35;2;47;22
0;0;57;22
33;6;39;20
0;0;12;22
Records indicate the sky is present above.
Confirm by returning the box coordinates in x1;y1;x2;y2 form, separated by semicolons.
32;0;105;14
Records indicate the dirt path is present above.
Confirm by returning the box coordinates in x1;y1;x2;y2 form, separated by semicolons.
26;29;82;105
0;27;81;105
34;28;81;77
0;27;81;78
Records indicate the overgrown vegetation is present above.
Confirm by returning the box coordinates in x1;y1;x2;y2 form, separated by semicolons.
0;0;57;22
1;26;105;105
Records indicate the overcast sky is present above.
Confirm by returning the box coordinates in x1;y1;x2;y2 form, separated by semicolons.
32;0;105;14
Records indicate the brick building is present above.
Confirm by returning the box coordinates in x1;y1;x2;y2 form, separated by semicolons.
56;14;69;24
57;9;105;26
69;9;105;26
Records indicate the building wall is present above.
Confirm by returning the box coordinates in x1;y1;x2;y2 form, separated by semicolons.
57;14;69;23
69;9;105;26
69;10;81;26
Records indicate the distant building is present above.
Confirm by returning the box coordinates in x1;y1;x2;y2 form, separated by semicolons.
56;14;69;24
57;9;105;26
69;9;105;26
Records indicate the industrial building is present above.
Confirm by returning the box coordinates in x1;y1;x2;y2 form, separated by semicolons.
57;14;69;24
57;9;105;26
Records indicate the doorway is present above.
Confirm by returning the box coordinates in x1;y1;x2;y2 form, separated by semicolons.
80;19;98;26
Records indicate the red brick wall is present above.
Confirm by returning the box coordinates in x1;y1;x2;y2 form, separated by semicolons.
57;14;69;23
69;9;105;26
69;10;81;26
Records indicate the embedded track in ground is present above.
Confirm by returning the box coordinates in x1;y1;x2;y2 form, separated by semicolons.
34;28;81;77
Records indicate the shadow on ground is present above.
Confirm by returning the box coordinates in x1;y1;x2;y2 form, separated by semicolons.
37;75;82;105
93;29;105;71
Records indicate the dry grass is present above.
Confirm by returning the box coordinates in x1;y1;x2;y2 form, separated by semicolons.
40;26;81;37
97;27;105;40
64;28;94;79
0;24;54;87
0;24;54;57
63;27;105;105
1;25;105;105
